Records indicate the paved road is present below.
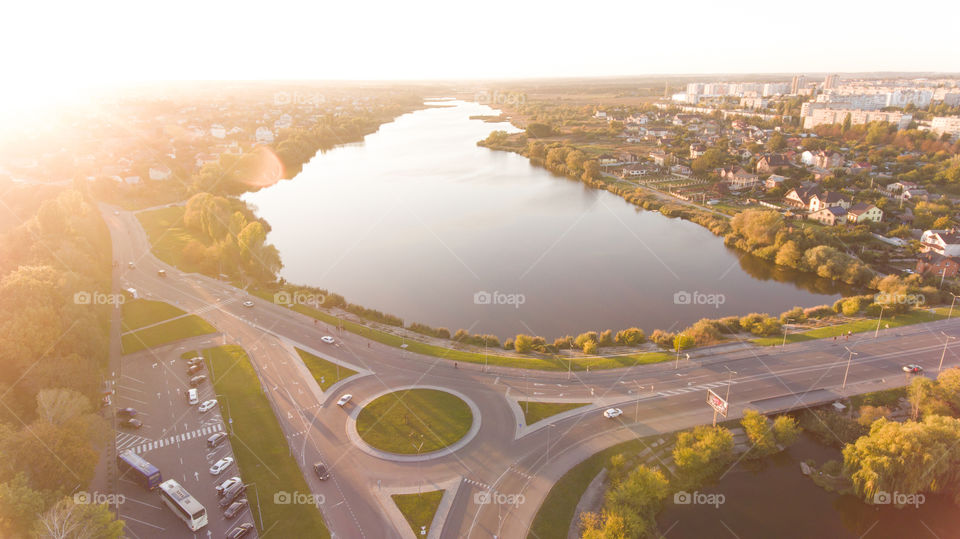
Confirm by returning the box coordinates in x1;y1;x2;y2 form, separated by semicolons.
101;205;960;539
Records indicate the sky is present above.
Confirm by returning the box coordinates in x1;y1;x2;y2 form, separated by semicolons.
1;0;959;110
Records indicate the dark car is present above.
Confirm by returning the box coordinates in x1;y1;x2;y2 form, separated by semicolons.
187;364;204;375
226;523;254;539
189;375;207;387
313;462;330;480
218;483;247;508
117;407;137;417
121;417;143;429
224;498;248;519
208;432;228;448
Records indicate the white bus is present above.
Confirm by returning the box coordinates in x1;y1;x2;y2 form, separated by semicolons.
158;479;207;531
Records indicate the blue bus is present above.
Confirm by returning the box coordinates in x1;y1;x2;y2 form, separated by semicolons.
118;450;162;490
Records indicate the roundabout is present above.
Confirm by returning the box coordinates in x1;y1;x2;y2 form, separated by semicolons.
347;386;482;461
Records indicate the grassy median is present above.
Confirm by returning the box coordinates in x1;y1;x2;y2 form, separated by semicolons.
296;348;358;390
753;308;948;346
121;298;188;332
120;315;217;354
392;490;444;537
204;345;330;538
518;401;590;425
356;389;472;454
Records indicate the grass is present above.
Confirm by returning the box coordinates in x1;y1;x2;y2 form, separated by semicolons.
120;315;217;354
203;345;330;538
136;206;205;273
251;287;674;371
753;308;949;346
295;347;358;390
392;490;444;537
356;389;473;454
121;298;187;332
518;401;590;425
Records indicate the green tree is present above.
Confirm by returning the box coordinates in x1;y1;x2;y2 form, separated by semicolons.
33;498;124;539
673;426;734;487
0;474;44;537
673;334;694;352
614;328;645;346
513;334;535;354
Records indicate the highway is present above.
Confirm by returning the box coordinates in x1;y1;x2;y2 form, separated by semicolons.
101;204;960;539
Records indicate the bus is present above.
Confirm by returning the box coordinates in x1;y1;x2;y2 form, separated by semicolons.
158;479;208;531
117;450;162;490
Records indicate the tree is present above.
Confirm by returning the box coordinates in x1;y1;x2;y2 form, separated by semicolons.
582;160;601;182
526;123;554;138
673;426;734;487
33;498;124;539
771;415;801;447
513;334;535;354
614;328;645;346
741;409;777;457
691;148;727;174
36;389;91;426
730;210;784;247
673;334;694;352
0;474;44;537
775;241;803;268
766;133;786;151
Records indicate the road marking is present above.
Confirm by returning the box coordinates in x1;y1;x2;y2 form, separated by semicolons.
119;514;165;530
131;423;224;455
122;374;145;384
124;497;162;510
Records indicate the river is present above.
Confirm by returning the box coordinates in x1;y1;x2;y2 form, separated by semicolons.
244;100;848;339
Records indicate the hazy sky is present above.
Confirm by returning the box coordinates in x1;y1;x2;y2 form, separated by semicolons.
2;0;959;106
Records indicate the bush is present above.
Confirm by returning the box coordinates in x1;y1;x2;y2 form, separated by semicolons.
503;338;514;350
598;329;615;347
614;328;645;346
582;340;599;355
779;306;806;324
514;334;535;354
804;304;834;319
650;330;676;349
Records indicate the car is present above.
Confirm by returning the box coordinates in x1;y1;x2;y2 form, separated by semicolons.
187;388;199;405
113;210;120;216
209;457;234;476
242;301;254;308
157;269;166;277
226;523;254;539
117;407;137;417
218;483;247;508
121;417;143;429
127;261;135;269
187;364;204;375
215;476;241;496
224;498;248;519
603;408;623;419
903;364;924;374
189;375;208;387
186;356;204;367
321;336;335;344
101;395;112;408
208;432;228;448
198;399;218;413
313;462;330;480
336;394;352;407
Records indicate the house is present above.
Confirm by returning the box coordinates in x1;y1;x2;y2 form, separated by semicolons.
594;110;607;120
649;151;670;167
148;166;172;181
920;229;960;256
846;203;883;223
723;168;760;191
902;188;929;201
848;162;872;175
210;124;226;139
616;151;638;164
783;185;822;209
598;154;618;166
195;153;218;168
886;181;918;197
809;191;850;213
620;163;658;177
671;164;692;176
255;127;274;144
765;174;787;190
755;154;791;174
123;176;141;185
800;150;816;166
916;252;960;278
813;150;844;169
808;206;847;226
809;166;834;181
689;144;706;159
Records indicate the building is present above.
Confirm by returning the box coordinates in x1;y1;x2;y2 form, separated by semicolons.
803;108;913;130
808;206;847;226
148;166;172;181
824;74;840;90
722;168;760;191
689;144;706;159
813;151;844;170
649;151;669;167
916;252;960;279
931;116;960;139
755;154;791;174
921;229;960;256
846;203;883;223
808;191;850;212
783;185;821;209
791;75;807;95
255;127;274;144
765;174;787;190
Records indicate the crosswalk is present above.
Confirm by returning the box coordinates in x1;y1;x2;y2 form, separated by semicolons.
656;381;736;397
117;423;225;455
194;298;236;315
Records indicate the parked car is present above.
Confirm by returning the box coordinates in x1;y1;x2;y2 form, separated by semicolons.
186;356;204;367
215;476;241;497
157;269;166;277
209;457;234;476
121;417;143;429
321;336;335;344
117;407;137;417
243;301;254;308
208;432;228;448
127;261;135;269
189;375;207;387
903;364;923;374
187;364;204;375
226;523;254;539
603;408;623;419
336;394;352;407
198;399;218;413
224;498;248;519
314;462;330;480
218;483;247;508
187;388;199;405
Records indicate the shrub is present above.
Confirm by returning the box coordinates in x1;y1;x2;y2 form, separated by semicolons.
614;328;645;346
650;330;676;349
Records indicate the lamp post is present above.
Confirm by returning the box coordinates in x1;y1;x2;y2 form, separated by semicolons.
939;331;955;373
244;482;264;531
634;381;646;422
411;440;425;495
675;335;685;369
842;346;858;390
874;304;886;338
546;424;556;462
724;366;737;403
782;325;789;347
948;292;959;319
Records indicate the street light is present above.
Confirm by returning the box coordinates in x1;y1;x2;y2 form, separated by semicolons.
939;331;955;373
874;304;886;338
724;366;737;403
244;482;264;531
842;346;858;390
675;336;686;369
948;292;959;320
634;381;645;422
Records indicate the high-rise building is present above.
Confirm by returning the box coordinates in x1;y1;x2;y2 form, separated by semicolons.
791;75;806;95
824;74;840;90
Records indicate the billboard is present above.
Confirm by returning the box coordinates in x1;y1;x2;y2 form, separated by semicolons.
707;389;728;418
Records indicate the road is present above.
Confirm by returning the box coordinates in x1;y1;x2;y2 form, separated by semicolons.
100;204;960;539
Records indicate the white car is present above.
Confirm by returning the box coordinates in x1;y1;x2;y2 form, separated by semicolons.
321;336;335;344
603;408;623;419
902;364;923;374
242;301;254;308
210;457;234;475
215;476;242;496
336;394;352;407
198;399;218;413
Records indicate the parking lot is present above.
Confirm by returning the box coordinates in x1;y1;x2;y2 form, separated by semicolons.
112;337;258;538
